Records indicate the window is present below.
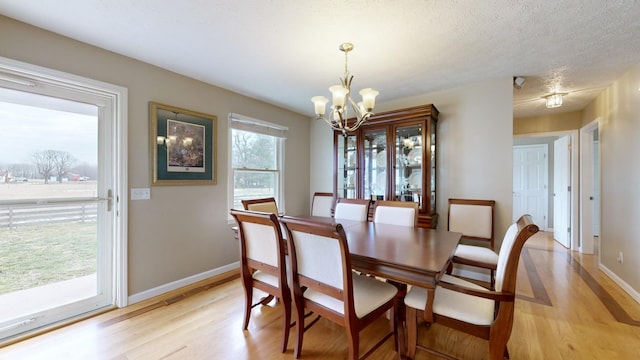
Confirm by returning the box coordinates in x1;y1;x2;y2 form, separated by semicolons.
228;113;287;216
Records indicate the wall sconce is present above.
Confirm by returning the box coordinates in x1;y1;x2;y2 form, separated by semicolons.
157;135;177;146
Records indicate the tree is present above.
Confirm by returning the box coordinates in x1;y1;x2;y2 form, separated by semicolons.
232;130;276;188
33;150;75;183
53;151;75;183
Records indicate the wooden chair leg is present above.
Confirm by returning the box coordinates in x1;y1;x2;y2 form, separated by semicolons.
242;285;252;330
489;334;509;360
280;292;291;353
406;307;418;360
346;326;359;360
293;299;305;359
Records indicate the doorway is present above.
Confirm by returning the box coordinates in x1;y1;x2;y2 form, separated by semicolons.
514;131;579;250
0;57;127;341
579;119;601;254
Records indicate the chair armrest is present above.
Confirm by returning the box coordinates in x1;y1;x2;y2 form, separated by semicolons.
451;255;498;270
438;279;514;302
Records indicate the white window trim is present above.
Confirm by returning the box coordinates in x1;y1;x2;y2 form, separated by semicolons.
227;113;287;222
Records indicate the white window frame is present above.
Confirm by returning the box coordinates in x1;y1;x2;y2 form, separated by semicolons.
227;113;286;221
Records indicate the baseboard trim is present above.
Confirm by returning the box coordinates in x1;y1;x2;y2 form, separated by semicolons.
128;262;240;305
599;263;640;305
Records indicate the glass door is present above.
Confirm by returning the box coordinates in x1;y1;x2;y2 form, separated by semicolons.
363;128;387;201
0;64;121;340
429;118;437;213
336;133;357;198
394;124;423;209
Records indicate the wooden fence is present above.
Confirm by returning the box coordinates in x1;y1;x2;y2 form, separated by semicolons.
0;203;97;228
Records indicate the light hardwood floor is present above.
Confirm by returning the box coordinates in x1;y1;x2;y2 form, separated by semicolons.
1;232;639;359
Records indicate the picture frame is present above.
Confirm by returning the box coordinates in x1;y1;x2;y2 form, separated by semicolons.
150;102;217;185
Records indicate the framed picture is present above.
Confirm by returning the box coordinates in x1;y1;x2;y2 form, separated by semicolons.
150;102;217;185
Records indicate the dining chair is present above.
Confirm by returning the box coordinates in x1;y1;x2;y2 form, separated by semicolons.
242;197;280;215
279;216;400;360
373;200;419;227
311;192;334;217
229;209;291;353
404;214;539;360
333;198;371;221
447;198;498;288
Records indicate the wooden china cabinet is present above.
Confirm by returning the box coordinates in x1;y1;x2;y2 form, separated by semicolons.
333;104;439;228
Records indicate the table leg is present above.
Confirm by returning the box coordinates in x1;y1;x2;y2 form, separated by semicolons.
422;288;434;323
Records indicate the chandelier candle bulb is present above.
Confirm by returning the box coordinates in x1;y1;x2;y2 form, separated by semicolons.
359;88;379;111
329;85;349;108
311;96;329;116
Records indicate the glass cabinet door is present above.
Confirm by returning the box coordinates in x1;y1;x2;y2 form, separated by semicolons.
336;133;357;198
363;128;387;201
394;124;423;209
429;118;437;213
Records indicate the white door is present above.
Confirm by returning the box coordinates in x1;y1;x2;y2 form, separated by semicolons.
553;136;571;248
0;60;126;340
513;145;548;228
579;121;601;254
593;139;600;236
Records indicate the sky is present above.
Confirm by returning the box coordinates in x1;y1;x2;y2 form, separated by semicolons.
0;101;98;166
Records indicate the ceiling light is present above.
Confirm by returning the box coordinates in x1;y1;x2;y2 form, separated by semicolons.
545;93;565;108
311;43;379;135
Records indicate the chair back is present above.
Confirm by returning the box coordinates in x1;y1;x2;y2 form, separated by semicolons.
280;217;354;311
373;200;418;227
334;198;371;221
311;192;335;217
448;198;495;247
242;197;279;215
494;214;539;292
230;209;287;283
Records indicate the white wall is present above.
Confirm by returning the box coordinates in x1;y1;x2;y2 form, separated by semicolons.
309;117;335;197
310;78;514;239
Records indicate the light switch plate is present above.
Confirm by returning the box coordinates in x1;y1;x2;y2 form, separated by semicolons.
131;188;151;200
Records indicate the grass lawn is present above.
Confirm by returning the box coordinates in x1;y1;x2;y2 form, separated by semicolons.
0;222;96;295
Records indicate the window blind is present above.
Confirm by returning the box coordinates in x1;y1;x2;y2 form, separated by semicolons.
229;113;288;138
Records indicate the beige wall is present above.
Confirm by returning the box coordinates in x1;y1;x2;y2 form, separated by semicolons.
514;110;582;135
310;78;515;241
584;63;640;293
0;16;311;296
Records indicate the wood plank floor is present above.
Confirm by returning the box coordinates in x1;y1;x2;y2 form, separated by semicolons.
1;232;640;359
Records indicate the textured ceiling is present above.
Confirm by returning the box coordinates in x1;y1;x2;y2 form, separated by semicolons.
1;0;640;118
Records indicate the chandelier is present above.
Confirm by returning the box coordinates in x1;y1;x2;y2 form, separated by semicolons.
311;42;379;135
